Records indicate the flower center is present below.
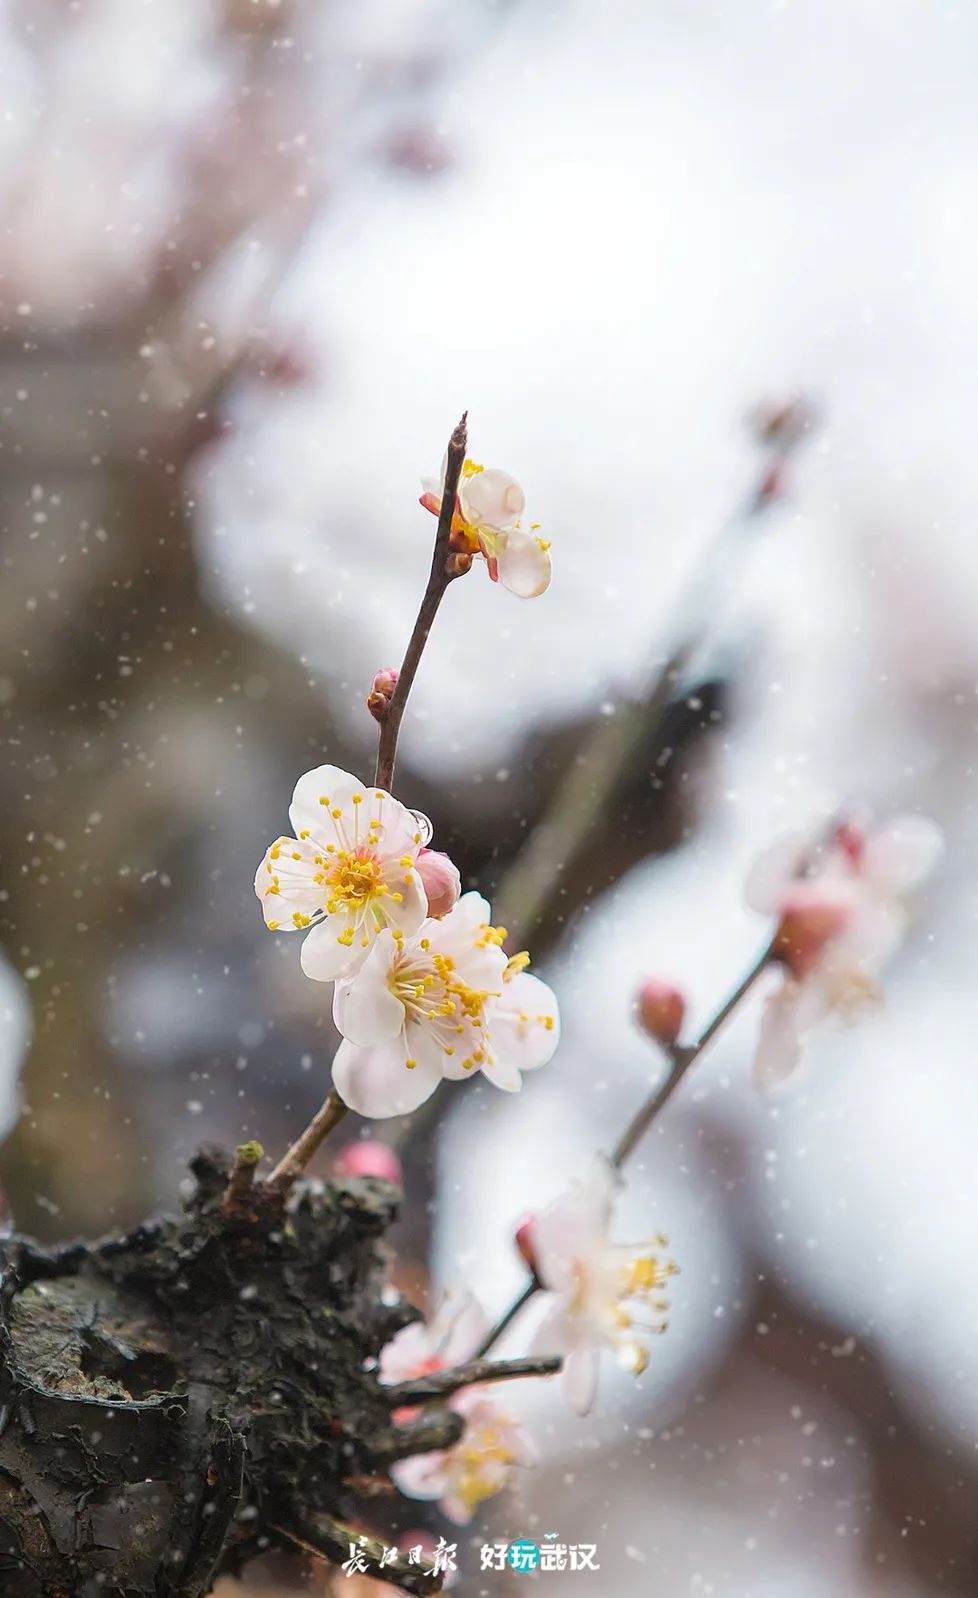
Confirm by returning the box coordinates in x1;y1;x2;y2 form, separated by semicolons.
323;850;385;913
451;1419;520;1515
389;942;500;1070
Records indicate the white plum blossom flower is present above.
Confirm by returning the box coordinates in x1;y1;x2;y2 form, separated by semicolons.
330;892;559;1117
254;764;429;982
379;1292;489;1393
531;1157;676;1416
420;454;552;599
391;1386;537;1525
746;812;944;1089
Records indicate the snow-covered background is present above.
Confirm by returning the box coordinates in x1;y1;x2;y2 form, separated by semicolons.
2;1;978;1593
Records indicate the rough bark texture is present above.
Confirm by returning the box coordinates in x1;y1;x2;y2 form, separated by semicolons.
0;1147;450;1597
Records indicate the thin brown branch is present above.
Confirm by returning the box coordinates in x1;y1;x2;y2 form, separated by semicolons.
263;415;470;1193
475;937;778;1356
382;1351;560;1406
266;1089;348;1195
366;1407;465;1467
374;412;468;793
472;1281;539;1362
610;936;776;1168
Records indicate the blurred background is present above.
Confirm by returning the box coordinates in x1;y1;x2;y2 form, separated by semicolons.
1;1;978;1593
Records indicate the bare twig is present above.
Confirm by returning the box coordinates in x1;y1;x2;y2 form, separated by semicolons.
266;1089;347;1195
472;1282;539;1361
611;936;776;1168
366;1407;465;1467
374;413;468;793
220;1139;264;1213
382;1352;560;1406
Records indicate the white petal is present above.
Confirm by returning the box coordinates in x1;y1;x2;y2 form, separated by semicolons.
865;814;944;894
440;1295;490;1365
440;1492;476;1527
458;466;525;531
496;527;552;599
533;1159;617;1291
530;1301;572;1359
391;1451;447;1502
332;931;404;1045
254;836;326;929
331;1037;443;1118
435;889;493;936
288;763;368;838
298;914;364;982
743;831;809;912
563;1341;601;1416
480;1054;523;1092
533;1202;592;1293
379;1320;435;1384
489;971;560;1074
439;1020;490;1080
378;860;428;939
752;979;821;1091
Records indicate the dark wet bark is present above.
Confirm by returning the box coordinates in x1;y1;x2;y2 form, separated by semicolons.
0;1147;448;1597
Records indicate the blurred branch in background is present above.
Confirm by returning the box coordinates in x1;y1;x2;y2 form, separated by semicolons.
0;0;494;1237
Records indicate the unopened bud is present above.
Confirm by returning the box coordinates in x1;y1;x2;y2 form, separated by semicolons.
831;819;867;872
636;977;687;1048
366;667;399;723
773;893;851;979
446;550;474;578
416;848;461;918
514;1213;539;1274
333;1139;403;1186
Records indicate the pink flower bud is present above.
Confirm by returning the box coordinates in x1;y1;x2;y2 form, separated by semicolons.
366;667;399;723
333;1140;403;1186
636;977;687;1048
832;819;867;872
416;848;461;918
773;892;852;978
514;1213;539;1273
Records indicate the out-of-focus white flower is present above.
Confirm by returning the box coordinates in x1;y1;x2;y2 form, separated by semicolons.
531;1157;676;1416
330;892;559;1117
379;1292;489;1391
254;764;428;982
415;847;461;918
746;813;944;1089
420;455;552;599
392;1386;537;1525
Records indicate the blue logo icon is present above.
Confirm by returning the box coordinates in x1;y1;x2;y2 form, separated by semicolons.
507;1539;541;1572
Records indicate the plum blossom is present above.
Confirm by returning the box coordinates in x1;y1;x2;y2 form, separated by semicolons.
391;1386;537;1525
330;892;559;1117
531;1157;676;1416
254;764;429;982
379;1292;489;1391
420;454;552;599
746;812;944;1089
379;1295;534;1523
